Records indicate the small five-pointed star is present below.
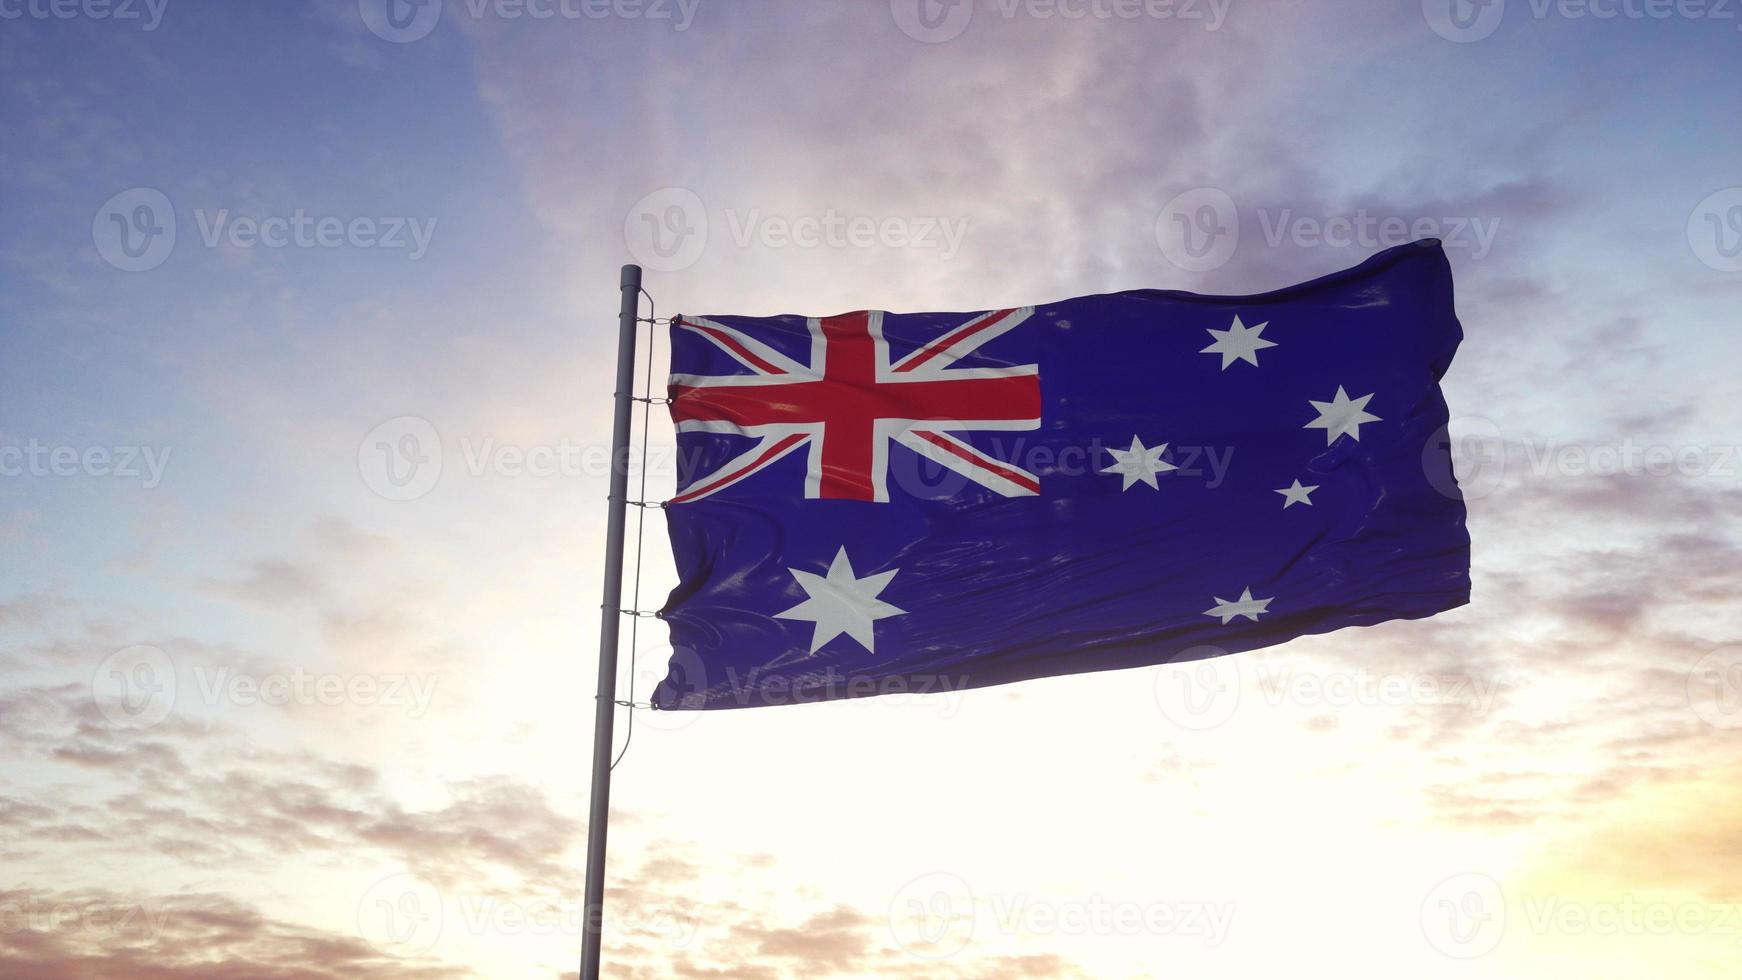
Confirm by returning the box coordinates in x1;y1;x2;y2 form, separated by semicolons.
1203;587;1274;624
776;546;906;654
1304;386;1382;444
1200;314;1277;369
1276;479;1318;508
1101;435;1178;490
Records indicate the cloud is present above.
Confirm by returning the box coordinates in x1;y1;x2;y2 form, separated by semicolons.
202;559;327;606
0;594;70;629
0;683;577;889
0;887;471;979
746;905;873;972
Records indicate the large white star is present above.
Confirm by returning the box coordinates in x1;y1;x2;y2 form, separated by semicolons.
1304;386;1382;444
1200;314;1277;369
1203;587;1274;624
775;547;905;654
1100;435;1178;490
1276;479;1318;508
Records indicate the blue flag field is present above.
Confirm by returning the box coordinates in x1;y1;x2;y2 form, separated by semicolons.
652;240;1470;710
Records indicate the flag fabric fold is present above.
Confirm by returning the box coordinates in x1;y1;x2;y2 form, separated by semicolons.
652;240;1470;710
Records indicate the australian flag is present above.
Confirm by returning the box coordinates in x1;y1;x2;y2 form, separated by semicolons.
651;241;1470;710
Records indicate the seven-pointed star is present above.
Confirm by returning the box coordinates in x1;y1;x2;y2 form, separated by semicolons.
1276;479;1318;508
1200;314;1278;369
776;546;906;654
1304;386;1382;444
1100;435;1178;490
1203;587;1274;624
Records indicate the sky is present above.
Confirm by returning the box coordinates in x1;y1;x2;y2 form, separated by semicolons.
1;0;1740;976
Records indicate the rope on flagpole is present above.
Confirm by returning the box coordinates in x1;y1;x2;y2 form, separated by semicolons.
609;290;666;772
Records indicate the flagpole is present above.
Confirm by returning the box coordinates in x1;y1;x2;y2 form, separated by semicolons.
580;263;642;980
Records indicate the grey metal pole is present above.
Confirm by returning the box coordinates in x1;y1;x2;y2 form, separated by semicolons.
580;263;642;980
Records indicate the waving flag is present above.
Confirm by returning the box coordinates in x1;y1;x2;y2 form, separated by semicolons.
653;241;1470;710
